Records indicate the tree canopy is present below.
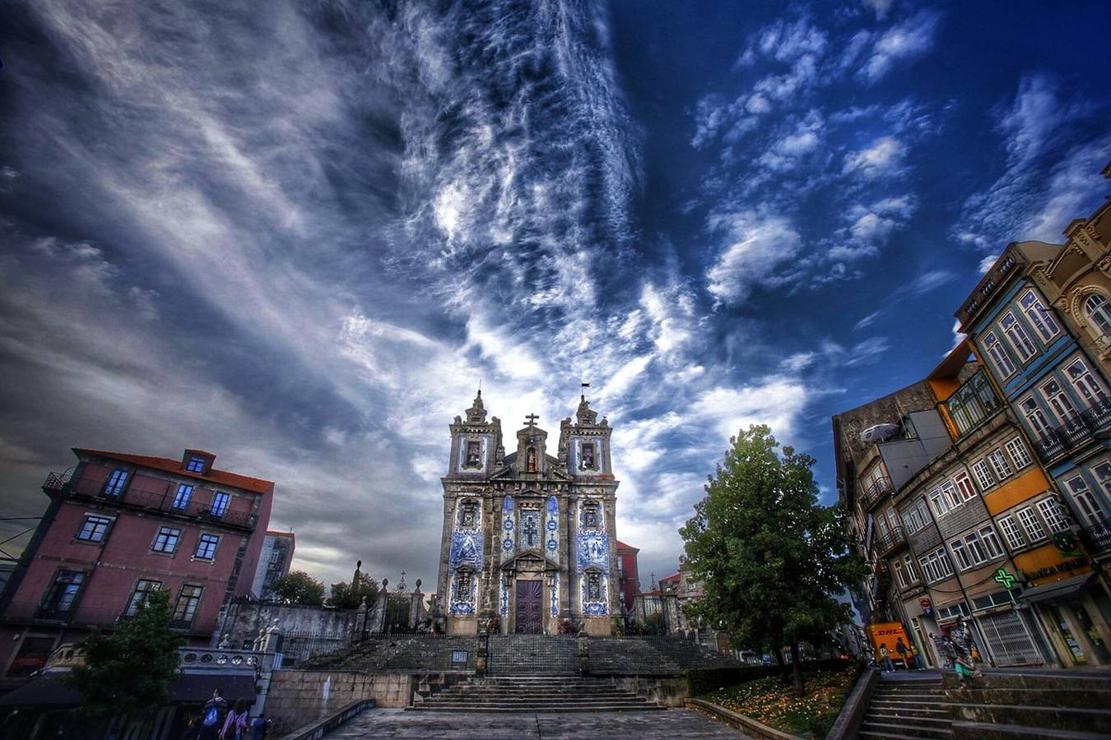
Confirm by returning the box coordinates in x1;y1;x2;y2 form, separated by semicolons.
270;570;325;606
65;588;182;718
329;572;380;609
679;425;863;692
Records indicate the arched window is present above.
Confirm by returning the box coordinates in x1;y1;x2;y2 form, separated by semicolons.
1083;293;1111;340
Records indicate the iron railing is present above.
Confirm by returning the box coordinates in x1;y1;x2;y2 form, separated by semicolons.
43;471;256;530
1030;396;1111;464
859;476;894;511
1082;514;1111;554
874;527;907;557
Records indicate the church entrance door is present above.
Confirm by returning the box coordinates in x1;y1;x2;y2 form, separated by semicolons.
514;579;543;634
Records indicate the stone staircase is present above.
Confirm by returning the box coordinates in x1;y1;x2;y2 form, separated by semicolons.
857;676;952;739
487;634;579;675
409;675;663;712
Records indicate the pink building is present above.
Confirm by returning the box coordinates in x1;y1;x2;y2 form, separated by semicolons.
615;540;640;614
0;448;273;689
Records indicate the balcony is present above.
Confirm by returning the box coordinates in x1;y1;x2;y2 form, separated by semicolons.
874;527;908;557
43;471;256;531
1082;514;1111;555
859;476;894;511
1031;397;1111;464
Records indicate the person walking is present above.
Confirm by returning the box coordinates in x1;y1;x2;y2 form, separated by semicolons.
220;699;249;740
879;644;895;672
199;689;228;740
895;637;911;670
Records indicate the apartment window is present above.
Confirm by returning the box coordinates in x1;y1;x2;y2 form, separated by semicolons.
987;449;1013;480
1064;358;1108;407
1005;437;1032;470
39;570;86;616
903;554;917;583
972;459;996;491
185;456;206;473
76;515;112;543
998;516;1025;549
1020;396;1054;439
954;472;977;502
171;484;194;510
919;547;954;583
172;585;203;626
928;486;951;517
1036;498;1070;533
124;579;162;617
1091;461;1111;499
103;469;129;497
1082;293;1111;339
903;499;928;534
152;526;181;554
1065;475;1105;527
894;559;911;588
1001;312;1037;362
210;492;230;518
1040;378;1079;424
1016;507;1047;542
1019;290;1061;343
982;331;1016;377
978;525;1005;559
194;533;219;560
947;372;1000;434
950;539;973;570
963;532;989;564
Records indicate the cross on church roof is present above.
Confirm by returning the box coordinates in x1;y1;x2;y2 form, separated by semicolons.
525;413;539;427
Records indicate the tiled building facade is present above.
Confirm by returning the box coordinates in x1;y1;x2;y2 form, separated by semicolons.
0;448;273;688
835;184;1111;669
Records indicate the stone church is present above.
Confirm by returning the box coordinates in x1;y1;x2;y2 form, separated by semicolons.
436;391;621;635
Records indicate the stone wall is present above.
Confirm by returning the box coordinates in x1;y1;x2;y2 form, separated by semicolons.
216;601;358;665
265;670;412;734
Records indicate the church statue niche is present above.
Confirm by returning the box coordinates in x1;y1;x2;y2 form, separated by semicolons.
458;500;478;530
580;442;596;470
465;440;482;468
438;390;619;635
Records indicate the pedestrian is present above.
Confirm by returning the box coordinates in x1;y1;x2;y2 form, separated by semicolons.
879;644;895;672
249;713;272;740
199;688;228;740
953;652;976;695
942;634;957;668
895;637;910;670
220;698;250;740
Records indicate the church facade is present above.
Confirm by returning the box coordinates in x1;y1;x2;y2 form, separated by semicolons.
436;391;621;636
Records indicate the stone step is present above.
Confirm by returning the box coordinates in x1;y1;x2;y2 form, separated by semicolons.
867;705;951;719
858;732;952;740
421;696;651;706
866;713;953;727
859;719;953;739
409;703;666;713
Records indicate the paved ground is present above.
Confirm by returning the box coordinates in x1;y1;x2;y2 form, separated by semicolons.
326;708;746;738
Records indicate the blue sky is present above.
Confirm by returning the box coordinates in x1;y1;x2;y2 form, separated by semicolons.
1;1;1109;590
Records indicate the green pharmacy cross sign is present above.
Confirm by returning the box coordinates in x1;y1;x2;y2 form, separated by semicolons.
994;567;1017;591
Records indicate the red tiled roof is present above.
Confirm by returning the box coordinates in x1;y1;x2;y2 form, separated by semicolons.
75;448;274;495
266;530;295;540
659;572;680;582
615;539;639;552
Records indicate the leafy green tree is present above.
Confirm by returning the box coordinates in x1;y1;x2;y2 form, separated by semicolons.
680;425;863;694
65;588;182;719
329;572;380;609
271;570;325;606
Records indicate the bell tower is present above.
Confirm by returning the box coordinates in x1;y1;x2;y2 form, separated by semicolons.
448;390;502;476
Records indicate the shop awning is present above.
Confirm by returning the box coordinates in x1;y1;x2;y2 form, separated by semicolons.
0;671;255;708
1017;573;1093;604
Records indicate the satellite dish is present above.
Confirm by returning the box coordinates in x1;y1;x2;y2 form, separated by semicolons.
860;423;899;444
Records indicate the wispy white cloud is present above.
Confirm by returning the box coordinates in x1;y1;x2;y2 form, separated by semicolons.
705;211;802;304
861;11;942;83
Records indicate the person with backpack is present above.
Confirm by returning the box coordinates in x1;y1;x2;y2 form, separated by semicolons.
199;688;227;740
220;698;250;740
895;637;910;669
878;644;895;672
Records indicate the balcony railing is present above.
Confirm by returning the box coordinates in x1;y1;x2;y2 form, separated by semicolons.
1031;397;1111;464
859;476;894;511
43;471;256;530
874;527;908;557
1082;514;1111;554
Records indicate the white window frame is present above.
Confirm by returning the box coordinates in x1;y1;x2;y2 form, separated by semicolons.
1018;289;1061;344
1039;377;1079;425
950;539;973;571
1063;357;1108;407
903;554;917;583
1019;395;1054;439
978;524;1004;559
928;486;951;517
1066;474;1105;527
988;449;1014;480
972;459;995;491
1016;506;1047;542
954;472;977;502
1036;498;1070;533
982;331;1017;378
1082;293;1111;340
1000;311;1038;362
963;532;989;565
998;515;1025;549
1004;437;1032;470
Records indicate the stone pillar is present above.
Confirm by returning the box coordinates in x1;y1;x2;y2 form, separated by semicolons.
562;495;575;621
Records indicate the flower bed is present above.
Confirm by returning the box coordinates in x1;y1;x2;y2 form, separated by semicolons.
700;667;860;737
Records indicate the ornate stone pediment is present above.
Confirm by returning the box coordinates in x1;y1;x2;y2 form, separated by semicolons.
500;551;558;573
